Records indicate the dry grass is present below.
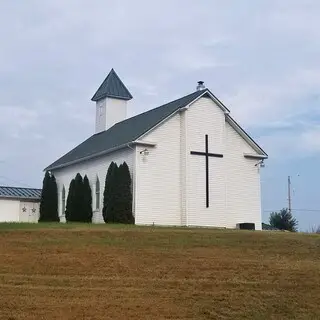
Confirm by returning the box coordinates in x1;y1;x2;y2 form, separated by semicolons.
0;223;319;320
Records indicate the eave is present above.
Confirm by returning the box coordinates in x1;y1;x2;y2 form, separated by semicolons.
226;115;268;158
44;140;157;172
0;196;40;202
244;153;268;160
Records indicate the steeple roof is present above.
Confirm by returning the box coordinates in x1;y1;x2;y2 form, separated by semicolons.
91;68;133;101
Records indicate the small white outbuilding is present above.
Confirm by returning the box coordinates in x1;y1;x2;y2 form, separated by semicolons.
0;186;41;222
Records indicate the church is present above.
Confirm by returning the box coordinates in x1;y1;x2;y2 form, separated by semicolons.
45;69;268;230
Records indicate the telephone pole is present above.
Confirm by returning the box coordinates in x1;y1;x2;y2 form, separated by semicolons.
288;175;292;214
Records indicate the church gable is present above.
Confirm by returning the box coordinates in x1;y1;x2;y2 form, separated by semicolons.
185;96;227;226
186;96;226;155
186;94;267;159
182;92;265;229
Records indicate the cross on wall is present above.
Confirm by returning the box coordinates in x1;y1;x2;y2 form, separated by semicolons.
190;134;223;208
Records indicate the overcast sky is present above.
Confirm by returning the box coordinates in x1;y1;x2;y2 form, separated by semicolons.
0;1;319;230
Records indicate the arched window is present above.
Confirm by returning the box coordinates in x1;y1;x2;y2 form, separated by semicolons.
61;186;66;216
95;177;100;210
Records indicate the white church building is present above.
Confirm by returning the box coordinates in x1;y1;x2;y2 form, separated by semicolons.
46;69;268;230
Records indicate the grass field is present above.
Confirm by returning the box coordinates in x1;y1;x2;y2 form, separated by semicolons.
0;223;319;320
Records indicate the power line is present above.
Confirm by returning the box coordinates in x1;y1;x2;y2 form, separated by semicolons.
264;209;320;213
291;209;320;212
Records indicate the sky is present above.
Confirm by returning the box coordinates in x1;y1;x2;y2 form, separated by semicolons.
0;1;319;231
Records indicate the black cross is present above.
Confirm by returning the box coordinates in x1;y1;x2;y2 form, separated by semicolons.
190;134;223;208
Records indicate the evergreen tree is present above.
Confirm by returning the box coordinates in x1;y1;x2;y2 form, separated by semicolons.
269;208;298;232
39;171;51;222
65;179;76;222
39;171;59;222
103;162;118;223
83;175;93;223
73;173;85;222
102;161;134;224
115;162;134;224
50;174;60;222
122;162;134;224
65;173;92;223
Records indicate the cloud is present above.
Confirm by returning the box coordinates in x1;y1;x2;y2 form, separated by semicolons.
259;124;320;160
0;106;38;134
1;0;320;189
224;66;320;127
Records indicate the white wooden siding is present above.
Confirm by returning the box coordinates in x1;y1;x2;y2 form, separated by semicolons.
19;201;40;223
135;114;182;226
134;95;263;229
0;199;39;222
95;98;106;134
0;199;20;222
186;97;227;227
225;122;262;230
185;96;262;229
52;148;134;223
95;97;128;133
180;109;187;226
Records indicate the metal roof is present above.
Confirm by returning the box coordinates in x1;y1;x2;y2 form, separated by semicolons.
91;68;133;101
46;89;206;171
0;186;42;200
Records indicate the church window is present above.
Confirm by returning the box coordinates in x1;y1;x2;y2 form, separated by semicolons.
95;177;100;209
99;103;103;116
61;186;66;216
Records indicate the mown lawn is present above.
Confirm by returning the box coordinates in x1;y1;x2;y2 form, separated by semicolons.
0;223;319;319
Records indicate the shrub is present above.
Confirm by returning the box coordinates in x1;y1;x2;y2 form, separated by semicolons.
269;208;298;232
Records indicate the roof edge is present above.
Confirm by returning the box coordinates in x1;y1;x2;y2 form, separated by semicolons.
134;89;212;141
244;153;268;160
91;93;132;102
0;185;41;191
0;195;41;201
204;89;230;113
45;142;136;172
226;115;268;157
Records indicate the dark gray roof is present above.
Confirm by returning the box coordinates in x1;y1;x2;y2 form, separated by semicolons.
0;186;42;200
46;89;207;171
91;68;133;101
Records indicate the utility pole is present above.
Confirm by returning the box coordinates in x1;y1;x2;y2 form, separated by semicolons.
288;175;292;214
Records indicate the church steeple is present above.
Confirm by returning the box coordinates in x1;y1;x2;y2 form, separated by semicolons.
92;69;132;133
91;68;133;101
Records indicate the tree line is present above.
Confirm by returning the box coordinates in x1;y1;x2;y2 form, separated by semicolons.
39;161;134;224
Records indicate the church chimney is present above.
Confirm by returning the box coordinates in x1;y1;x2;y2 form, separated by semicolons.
196;81;205;91
91;69;133;133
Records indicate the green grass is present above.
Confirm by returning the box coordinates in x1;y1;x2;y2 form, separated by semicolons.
0;221;137;230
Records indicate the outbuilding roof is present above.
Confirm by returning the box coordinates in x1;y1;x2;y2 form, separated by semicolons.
0;186;42;200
